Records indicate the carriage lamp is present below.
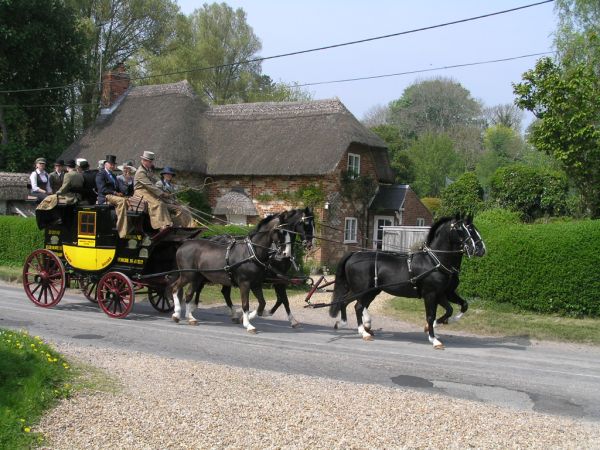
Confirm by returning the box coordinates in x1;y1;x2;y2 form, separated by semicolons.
127;239;138;249
141;236;152;247
139;248;149;259
50;236;60;245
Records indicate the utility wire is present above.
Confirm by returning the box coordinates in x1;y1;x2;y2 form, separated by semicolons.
0;0;554;95
0;51;553;109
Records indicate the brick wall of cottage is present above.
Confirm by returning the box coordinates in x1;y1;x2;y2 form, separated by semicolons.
176;144;380;270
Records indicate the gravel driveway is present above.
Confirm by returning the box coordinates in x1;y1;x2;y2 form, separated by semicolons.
36;339;600;449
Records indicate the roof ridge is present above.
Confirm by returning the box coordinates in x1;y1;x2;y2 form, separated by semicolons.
129;80;197;99
206;98;348;117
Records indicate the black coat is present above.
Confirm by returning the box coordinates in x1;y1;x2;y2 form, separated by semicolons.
81;170;98;205
95;169;119;204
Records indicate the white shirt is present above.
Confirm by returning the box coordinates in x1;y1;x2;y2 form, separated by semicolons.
30;169;52;193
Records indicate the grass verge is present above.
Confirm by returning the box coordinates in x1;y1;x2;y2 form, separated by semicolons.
385;297;600;345
0;266;21;283
0;329;73;449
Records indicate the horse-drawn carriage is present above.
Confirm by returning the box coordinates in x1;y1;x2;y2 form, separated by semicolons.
22;203;201;318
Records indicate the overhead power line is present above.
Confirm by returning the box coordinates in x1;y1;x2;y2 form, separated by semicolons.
0;51;554;109
0;0;554;95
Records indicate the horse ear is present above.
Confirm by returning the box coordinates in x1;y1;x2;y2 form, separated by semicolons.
454;212;461;221
304;206;311;215
467;214;473;224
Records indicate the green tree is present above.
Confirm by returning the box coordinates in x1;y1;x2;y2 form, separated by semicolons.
370;124;414;184
513;57;600;216
70;0;179;127
406;133;464;197
554;0;600;68
388;77;484;169
439;172;484;217
483;103;524;132
489;164;569;220
0;0;86;170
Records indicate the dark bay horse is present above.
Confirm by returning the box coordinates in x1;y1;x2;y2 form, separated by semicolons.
329;215;482;349
170;213;287;333
218;207;315;327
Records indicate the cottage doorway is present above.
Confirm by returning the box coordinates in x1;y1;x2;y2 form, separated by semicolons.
373;215;394;249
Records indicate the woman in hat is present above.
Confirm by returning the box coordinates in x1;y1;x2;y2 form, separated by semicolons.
29;157;52;203
156;166;177;195
116;160;136;196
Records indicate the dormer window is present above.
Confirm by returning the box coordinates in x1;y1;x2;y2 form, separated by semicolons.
347;153;360;179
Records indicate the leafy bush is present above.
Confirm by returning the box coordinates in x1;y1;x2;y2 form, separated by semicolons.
460;216;600;317
439;172;484;217
489;164;568;221
0;217;44;267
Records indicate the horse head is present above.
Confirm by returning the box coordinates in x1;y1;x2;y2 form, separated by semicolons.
250;214;287;258
279;207;316;253
427;214;475;256
464;215;486;257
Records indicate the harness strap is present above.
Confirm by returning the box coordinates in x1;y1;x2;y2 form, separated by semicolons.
374;251;379;288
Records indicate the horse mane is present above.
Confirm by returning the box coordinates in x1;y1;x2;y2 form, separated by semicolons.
249;214;278;238
426;216;453;245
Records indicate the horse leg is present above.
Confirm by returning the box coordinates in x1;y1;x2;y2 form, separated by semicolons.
221;285;241;324
239;282;256;334
361;298;376;336
170;275;189;323
446;289;468;323
355;297;375;341
424;292;444;349
334;301;351;330
251;285;270;317
271;283;299;328
185;279;204;325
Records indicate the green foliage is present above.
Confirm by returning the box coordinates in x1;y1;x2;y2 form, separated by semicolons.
460;218;600;317
420;197;441;216
370;124;415;184
0;217;43;267
0;329;73;449
406;133;464;197
513;57;600;216
340;172;378;212
295;184;325;208
473;208;521;227
176;188;211;216
490;164;569;221
0;0;86;169
483;124;524;160
439;172;484;217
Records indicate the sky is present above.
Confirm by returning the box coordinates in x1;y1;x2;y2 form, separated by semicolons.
176;0;557;124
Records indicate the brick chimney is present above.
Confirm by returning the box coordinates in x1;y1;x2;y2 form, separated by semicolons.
101;63;130;108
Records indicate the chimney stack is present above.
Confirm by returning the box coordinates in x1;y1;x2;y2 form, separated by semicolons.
101;63;130;108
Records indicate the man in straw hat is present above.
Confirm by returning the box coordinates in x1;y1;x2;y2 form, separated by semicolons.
96;155;129;238
134;151;194;230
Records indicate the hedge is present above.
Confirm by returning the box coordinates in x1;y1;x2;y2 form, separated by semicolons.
0;217;44;267
460;210;600;317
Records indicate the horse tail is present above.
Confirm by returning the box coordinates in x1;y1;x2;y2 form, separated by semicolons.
329;252;354;318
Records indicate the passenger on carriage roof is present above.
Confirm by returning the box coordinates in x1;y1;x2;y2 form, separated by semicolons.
76;160;98;205
156;167;177;195
49;159;65;193
29;157;52;203
96;155;129;238
116;160;136;196
134;151;195;230
55;160;84;204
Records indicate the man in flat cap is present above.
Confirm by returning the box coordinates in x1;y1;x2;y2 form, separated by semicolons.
134;151;194;230
49;159;65;193
96;155;129;238
29;157;52;203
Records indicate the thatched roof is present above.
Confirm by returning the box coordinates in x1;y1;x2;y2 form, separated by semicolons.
61;81;208;171
213;188;257;216
0;172;29;200
61;81;394;182
370;185;409;211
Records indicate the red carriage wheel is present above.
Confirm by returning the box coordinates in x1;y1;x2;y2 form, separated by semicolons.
22;249;66;308
97;272;135;318
80;278;98;303
148;287;174;313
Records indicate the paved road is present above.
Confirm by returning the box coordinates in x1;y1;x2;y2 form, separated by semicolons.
2;284;600;421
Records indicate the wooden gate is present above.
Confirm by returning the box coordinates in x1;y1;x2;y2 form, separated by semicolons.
381;226;430;252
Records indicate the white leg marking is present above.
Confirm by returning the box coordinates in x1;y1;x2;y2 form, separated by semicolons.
362;308;372;329
288;313;300;328
358;324;373;341
433;319;439;329
448;312;464;323
172;292;181;321
428;335;444;349
243;311;256;333
248;309;257;320
186;301;197;324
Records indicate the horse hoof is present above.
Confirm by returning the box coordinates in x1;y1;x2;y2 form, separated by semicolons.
247;328;257;334
334;322;339;330
291;321;301;328
362;335;374;342
231;317;241;324
433;343;445;350
172;316;180;323
188;320;198;326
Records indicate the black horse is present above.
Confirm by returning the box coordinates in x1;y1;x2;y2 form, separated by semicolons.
329;215;482;349
169;213;288;333
218;207;315;327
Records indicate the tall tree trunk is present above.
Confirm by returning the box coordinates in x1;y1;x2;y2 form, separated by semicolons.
0;105;8;168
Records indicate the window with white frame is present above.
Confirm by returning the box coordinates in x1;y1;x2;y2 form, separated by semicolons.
344;217;358;243
347;153;360;179
416;217;425;226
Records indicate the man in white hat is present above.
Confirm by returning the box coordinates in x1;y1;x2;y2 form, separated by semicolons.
134;151;194;230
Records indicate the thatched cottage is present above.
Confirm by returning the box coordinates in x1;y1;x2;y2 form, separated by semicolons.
60;75;432;267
